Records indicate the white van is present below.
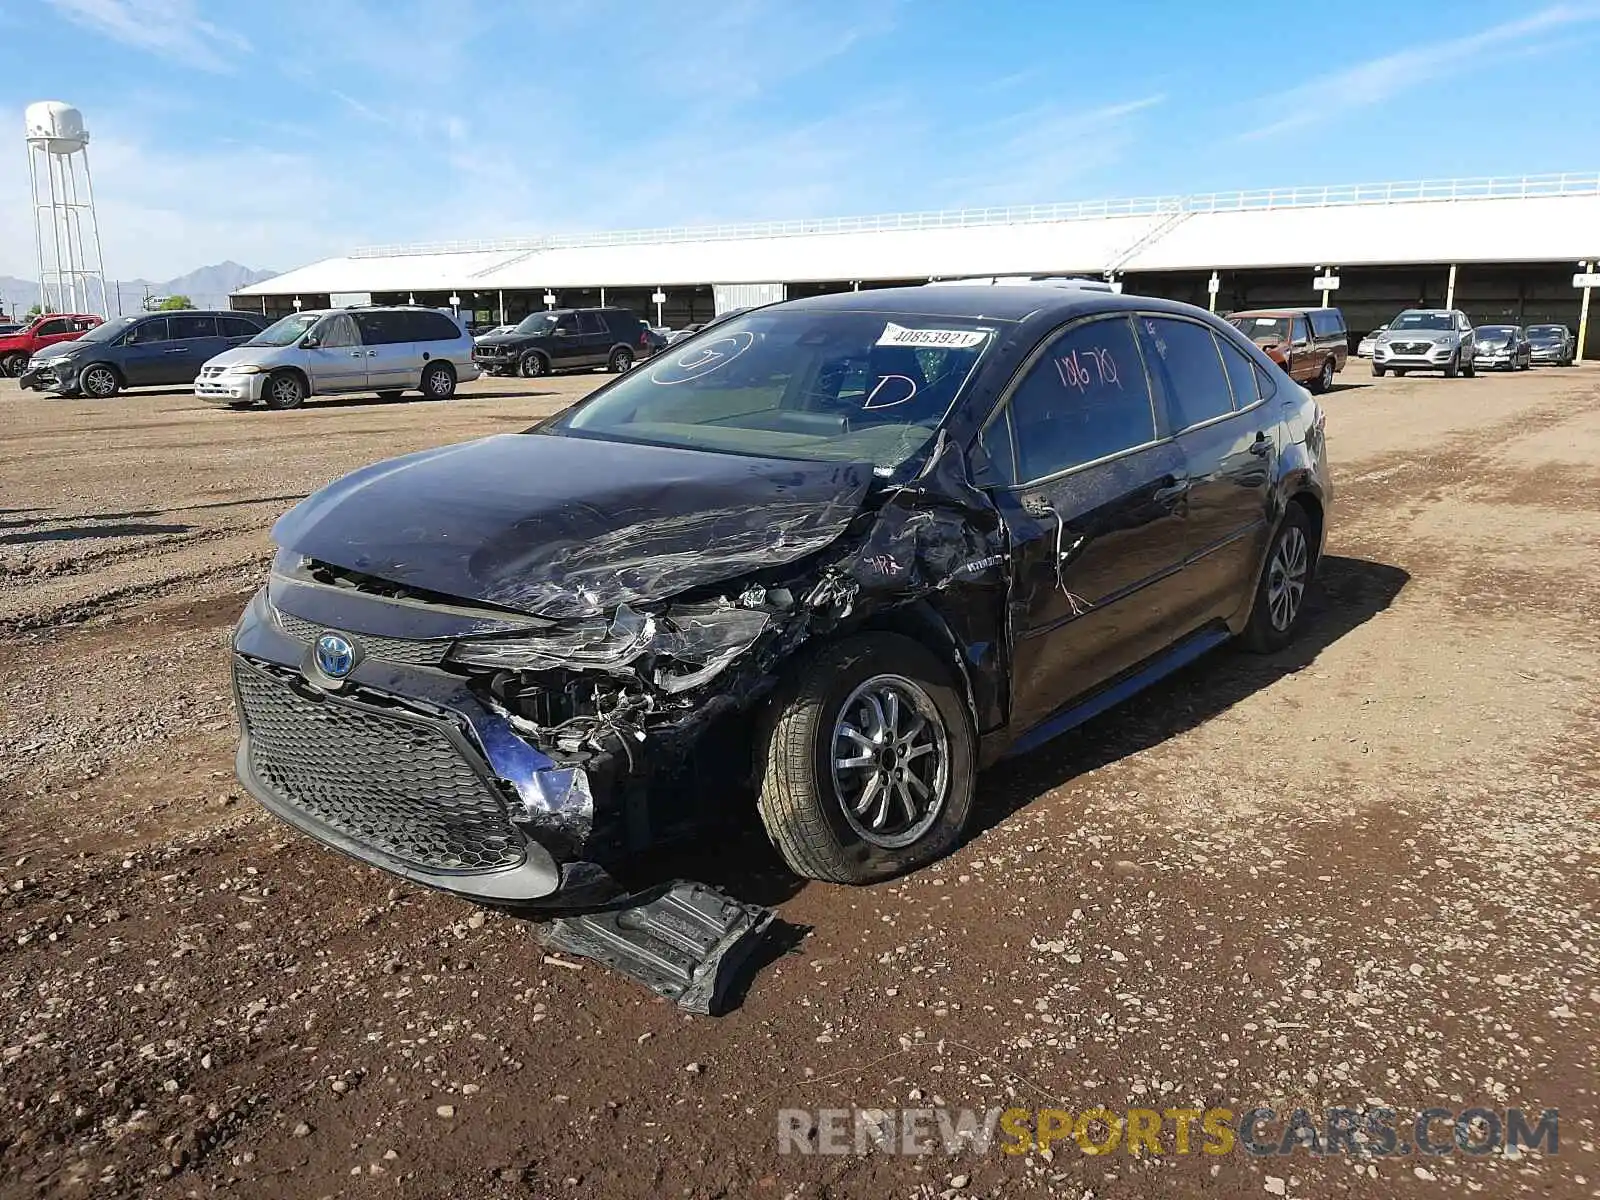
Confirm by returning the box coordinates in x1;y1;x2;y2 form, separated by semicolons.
195;306;480;409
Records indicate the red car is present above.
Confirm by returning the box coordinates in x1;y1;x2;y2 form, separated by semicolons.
0;313;103;378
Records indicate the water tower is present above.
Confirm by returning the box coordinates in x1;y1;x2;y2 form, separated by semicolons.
25;101;108;316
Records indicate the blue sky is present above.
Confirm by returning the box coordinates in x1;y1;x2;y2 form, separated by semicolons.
3;0;1599;279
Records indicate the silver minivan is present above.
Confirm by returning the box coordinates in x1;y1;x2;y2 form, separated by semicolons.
195;306;481;409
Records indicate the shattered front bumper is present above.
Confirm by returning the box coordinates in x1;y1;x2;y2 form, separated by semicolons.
231;587;609;906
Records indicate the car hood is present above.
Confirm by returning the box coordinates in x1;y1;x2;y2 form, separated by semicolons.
1386;329;1455;341
204;345;276;369
27;341;85;362
272;433;876;619
474;333;535;349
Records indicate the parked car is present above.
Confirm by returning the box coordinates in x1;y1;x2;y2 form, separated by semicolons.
1472;325;1532;372
1356;324;1387;358
194;306;480;410
19;310;269;397
1371;309;1477;377
472;307;655;377
228;284;1330;908
1525;323;1577;366
1226;307;1346;392
0;313;102;377
666;306;753;346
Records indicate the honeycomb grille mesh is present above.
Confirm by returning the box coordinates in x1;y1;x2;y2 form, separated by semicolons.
274;609;451;668
235;664;523;872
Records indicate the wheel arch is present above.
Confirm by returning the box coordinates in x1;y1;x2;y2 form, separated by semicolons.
79;360;125;387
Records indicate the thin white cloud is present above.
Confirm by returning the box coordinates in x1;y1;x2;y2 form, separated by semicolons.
1240;3;1600;139
45;0;250;72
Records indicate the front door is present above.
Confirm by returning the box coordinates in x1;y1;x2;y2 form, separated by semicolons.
118;317;174;385
576;310;612;366
547;312;587;370
1136;314;1274;629
303;312;367;392
987;313;1193;734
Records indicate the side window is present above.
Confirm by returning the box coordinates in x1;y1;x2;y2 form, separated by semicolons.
577;311;607;336
353;311;406;345
126;318;170;345
1007;315;1156;481
1254;363;1279;401
1216;336;1262;409
316;313;359;348
36;318;69;337
220;316;261;338
1292;316;1310;344
169;315;217;340
553;313;579;335
413;311;462;341
73;317;99;332
1139;316;1235;429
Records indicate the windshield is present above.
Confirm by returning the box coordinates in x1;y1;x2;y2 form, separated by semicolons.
541;309;996;469
76;315;139;344
1229;316;1292;343
1391;311;1454;332
513;312;558;335
248;312;322;347
1475;326;1516;339
1526;325;1565;339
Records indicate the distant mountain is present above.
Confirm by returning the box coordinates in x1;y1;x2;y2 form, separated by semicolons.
0;262;278;320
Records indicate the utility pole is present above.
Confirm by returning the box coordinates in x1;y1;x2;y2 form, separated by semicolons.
1578;260;1595;365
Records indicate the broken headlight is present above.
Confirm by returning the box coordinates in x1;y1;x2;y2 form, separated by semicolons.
447;605;657;672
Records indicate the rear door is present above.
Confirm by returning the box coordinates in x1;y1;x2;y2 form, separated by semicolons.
547;312;586;370
219;314;265;348
352;310;418;389
303;313;366;392
1137;314;1273;628
163;314;221;384
985;313;1192;734
117;317;173;385
576;310;611;366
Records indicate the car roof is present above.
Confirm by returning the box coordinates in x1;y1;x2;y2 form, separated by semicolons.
779;284;1194;323
1229;307;1335;318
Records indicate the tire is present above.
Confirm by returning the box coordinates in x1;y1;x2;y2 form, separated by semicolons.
1;352;26;378
1462;357;1475;378
376;390;404;402
1244;504;1315;654
607;346;635;373
420;361;456;400
264;370;307;410
518;351;547;378
1371;363;1386;377
225;400;255;410
78;363;120;398
1444;354;1459;379
1393;368;1407;377
756;634;976;885
1311;358;1334;393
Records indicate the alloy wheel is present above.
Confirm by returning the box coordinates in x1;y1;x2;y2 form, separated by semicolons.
830;674;949;850
83;366;117;397
1267;524;1309;632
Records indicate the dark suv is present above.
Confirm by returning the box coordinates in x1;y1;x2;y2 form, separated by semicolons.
472;307;655;377
230;285;1330;909
21;310;268;397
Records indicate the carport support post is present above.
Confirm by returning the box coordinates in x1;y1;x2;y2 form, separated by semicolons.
1445;263;1458;311
1207;271;1219;313
498;290;505;324
1579;261;1594;364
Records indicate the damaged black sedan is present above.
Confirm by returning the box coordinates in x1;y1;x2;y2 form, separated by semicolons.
231;284;1330;907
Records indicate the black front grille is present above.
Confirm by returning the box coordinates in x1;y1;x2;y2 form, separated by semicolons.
235;663;523;872
274;609;451;668
1391;341;1433;355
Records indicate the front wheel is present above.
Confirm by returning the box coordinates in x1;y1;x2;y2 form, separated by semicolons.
264;370;307;410
1461;357;1475;378
1371;363;1386;377
1244;505;1314;654
420;361;456;400
1444;354;1460;379
756;634;976;885
79;363;120;398
518;352;547;378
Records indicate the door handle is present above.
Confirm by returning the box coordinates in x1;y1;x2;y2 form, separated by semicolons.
350;351;364;358
1249;433;1272;457
367;350;378;357
163;347;187;354
1153;479;1190;505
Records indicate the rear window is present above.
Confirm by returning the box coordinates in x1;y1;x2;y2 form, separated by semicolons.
407;311;464;342
1308;309;1346;337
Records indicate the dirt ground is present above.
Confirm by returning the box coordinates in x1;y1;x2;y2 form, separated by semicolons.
1;365;1596;1200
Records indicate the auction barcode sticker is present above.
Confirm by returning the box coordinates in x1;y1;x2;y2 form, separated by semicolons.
876;322;988;349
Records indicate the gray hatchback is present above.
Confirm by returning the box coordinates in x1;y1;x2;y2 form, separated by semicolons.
20;310;269;397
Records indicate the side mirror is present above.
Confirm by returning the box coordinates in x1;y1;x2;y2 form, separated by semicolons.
552;327;571;338
299;335;319;349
